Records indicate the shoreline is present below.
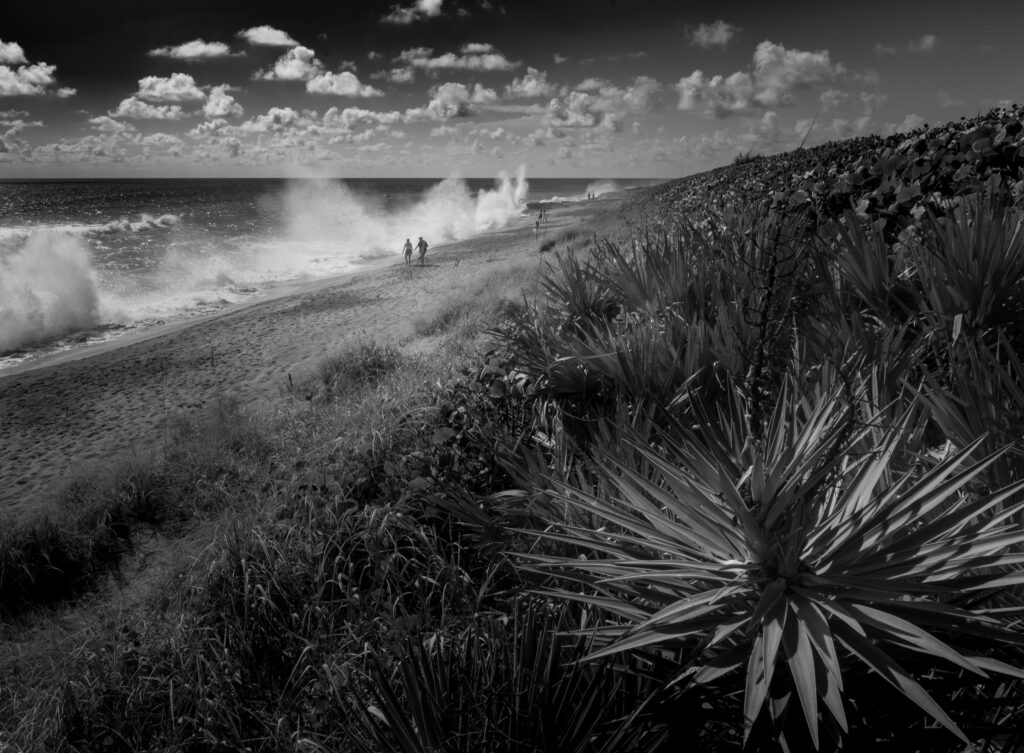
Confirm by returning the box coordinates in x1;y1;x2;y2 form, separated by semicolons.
1;253;408;380
0;198;615;523
0;227;511;380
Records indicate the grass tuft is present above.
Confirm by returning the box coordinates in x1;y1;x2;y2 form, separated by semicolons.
318;339;406;398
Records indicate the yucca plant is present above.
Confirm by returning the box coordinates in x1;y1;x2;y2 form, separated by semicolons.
917;333;1024;492
912;192;1024;342
830;191;1024;346
523;374;1024;750
537;250;622;338
829;209;920;326
505;207;827;447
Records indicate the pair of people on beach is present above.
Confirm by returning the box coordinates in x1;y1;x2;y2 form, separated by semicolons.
402;236;428;266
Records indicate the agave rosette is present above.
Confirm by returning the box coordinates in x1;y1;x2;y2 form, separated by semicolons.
526;378;1024;748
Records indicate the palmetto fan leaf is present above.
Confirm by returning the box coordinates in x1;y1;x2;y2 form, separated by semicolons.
525;376;1024;749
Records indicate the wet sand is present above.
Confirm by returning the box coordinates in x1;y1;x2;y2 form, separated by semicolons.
0;199;611;522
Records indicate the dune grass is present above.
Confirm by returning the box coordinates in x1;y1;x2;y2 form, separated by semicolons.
411;256;539;341
0;398;277;619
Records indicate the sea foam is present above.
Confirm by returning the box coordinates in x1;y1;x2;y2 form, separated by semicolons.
279;166;528;259
0;231;103;353
539;179;619;205
95;213;181;234
0;170;530;356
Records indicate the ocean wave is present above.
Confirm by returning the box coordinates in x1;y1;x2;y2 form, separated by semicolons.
0;231;104;353
538;180;620;205
93;213;180;234
269;166;529;274
0;171;527;360
0;214;181;247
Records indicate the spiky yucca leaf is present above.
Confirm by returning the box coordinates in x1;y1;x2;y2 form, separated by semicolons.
917;334;1024;491
912;193;1024;337
526;377;1024;749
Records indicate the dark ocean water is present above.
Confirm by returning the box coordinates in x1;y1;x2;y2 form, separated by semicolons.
0;174;656;368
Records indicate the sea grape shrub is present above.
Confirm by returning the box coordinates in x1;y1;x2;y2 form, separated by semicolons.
406;350;538;499
395;350;545;579
644;104;1024;243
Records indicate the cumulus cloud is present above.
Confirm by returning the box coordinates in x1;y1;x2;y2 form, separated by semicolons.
824;91;889;140
874;43;897;56
888;113;925;134
545;92;598;128
689;20;738;49
88;115;136;134
753;42;845;105
505;67;555;98
238;106;306;133
136;73;206;102
141;132;184;147
0;115;38;131
188;118;229;138
56;87;76;98
323;106;402;129
0;40;28;65
677;40;846;117
554;53;568;64
594;76;662;112
545;76;662;132
0;62;58;96
819;88;848;111
203;85;244;117
0;42;68;98
307;71;383;97
374;66;413;83
256;46;323;81
908;34;938;53
469;83;498;104
745;110;782;146
396;43;518;74
405;81;498;121
382;0;443;24
576;77;608;92
148;39;233;60
111;96;189;119
237;26;299;47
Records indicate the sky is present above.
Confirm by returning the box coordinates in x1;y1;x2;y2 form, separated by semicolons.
0;0;1021;178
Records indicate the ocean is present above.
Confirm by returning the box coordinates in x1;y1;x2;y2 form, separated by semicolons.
0;173;656;370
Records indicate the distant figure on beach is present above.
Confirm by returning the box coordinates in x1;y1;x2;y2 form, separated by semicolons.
402;238;413;266
416;236;428;265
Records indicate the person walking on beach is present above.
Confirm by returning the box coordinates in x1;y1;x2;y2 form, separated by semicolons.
402;238;413;267
416;236;428;266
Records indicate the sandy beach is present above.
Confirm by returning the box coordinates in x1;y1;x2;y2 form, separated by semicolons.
0;200;607;523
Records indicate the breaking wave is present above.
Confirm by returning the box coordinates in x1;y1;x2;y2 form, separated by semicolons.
278;166;528;259
539;179;620;205
0;231;104;353
94;213;180;234
0;170;530;357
